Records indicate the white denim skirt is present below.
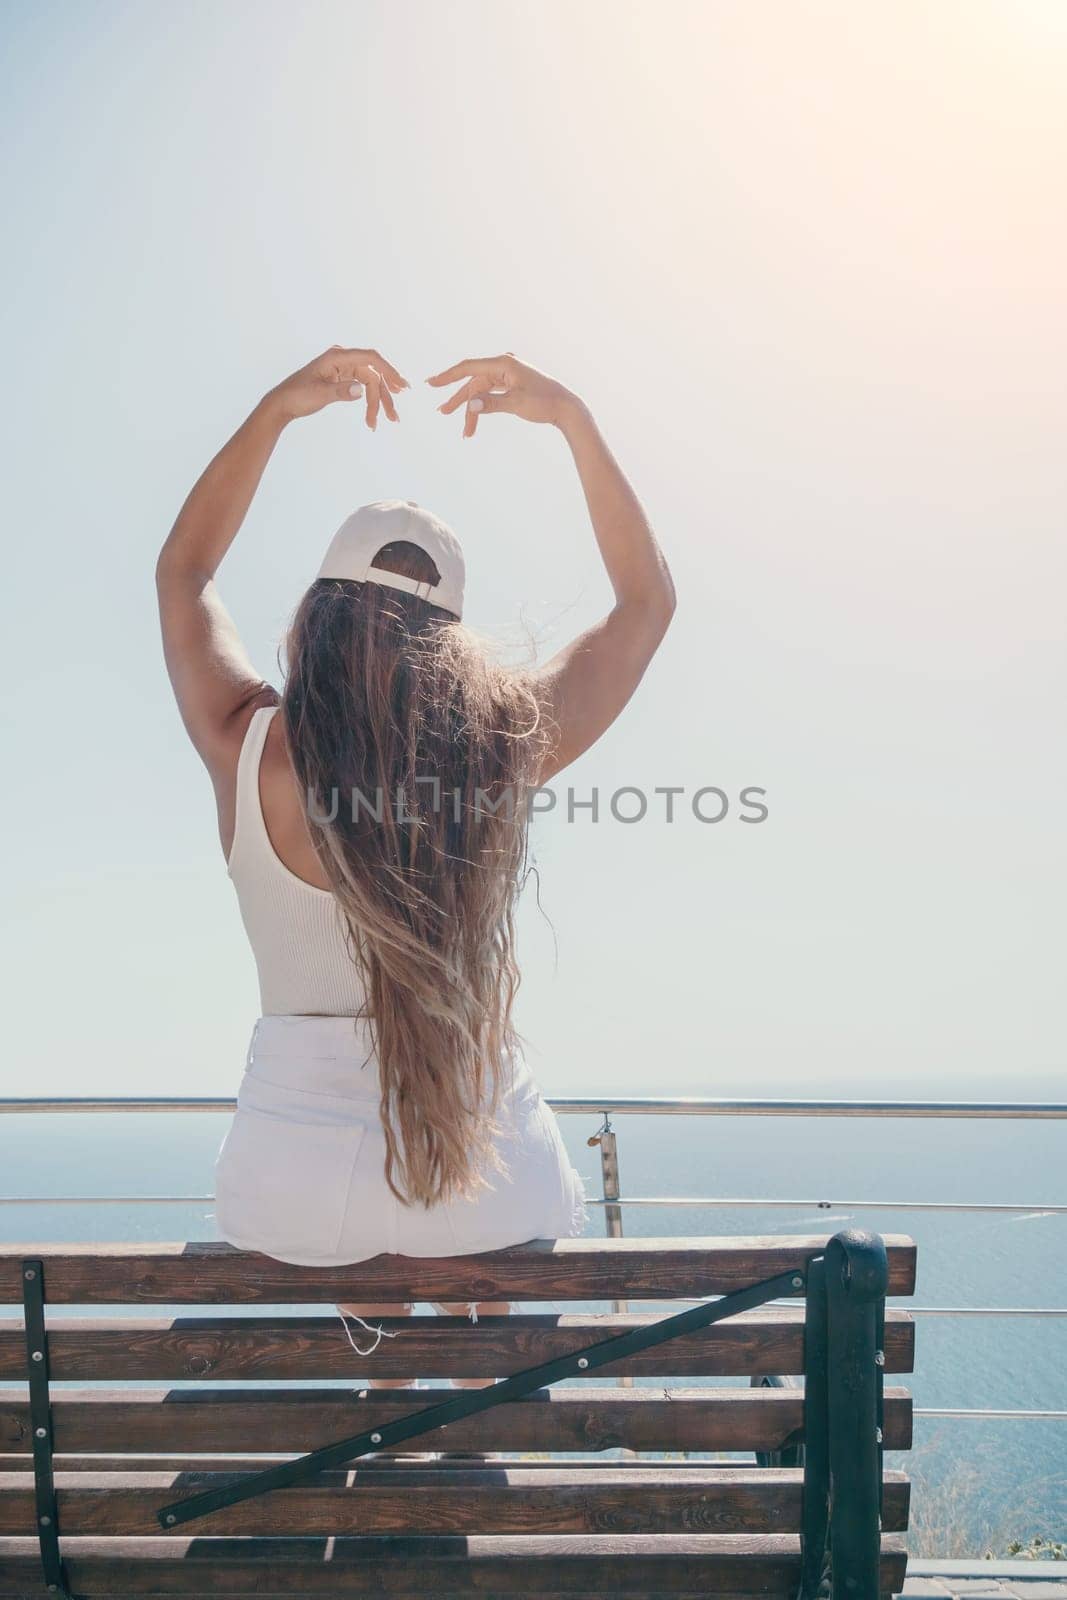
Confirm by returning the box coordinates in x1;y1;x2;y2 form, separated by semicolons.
213;1014;588;1267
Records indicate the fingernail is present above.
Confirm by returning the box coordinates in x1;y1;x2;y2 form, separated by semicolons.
469;397;484;413
349;383;363;399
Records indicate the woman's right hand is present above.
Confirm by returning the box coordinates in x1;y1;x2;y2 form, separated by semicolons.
267;345;409;430
426;353;586;438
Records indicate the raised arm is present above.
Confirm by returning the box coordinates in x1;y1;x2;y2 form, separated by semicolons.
155;344;407;779
427;353;675;781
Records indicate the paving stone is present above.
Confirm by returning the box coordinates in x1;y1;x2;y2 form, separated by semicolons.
998;1584;1067;1600
941;1583;1021;1598
944;1582;1020;1596
948;1590;1026;1600
898;1578;1067;1600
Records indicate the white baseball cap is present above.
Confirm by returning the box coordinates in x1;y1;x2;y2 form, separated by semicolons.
316;501;465;619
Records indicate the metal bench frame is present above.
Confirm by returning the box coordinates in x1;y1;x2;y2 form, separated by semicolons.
21;1227;890;1600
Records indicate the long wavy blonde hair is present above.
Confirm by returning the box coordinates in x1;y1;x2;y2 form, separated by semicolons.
281;539;554;1209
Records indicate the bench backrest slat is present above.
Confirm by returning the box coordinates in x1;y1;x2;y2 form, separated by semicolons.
1;1383;915;1456
0;1307;915;1381
0;1236;918;1303
0;1465;914;1538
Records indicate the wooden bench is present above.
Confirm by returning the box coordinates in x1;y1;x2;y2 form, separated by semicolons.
0;1229;915;1598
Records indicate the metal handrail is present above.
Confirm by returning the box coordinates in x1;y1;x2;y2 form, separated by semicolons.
586;1196;1067;1212
918;1408;1067;1419
2;1095;1066;1116
3;1193;1064;1215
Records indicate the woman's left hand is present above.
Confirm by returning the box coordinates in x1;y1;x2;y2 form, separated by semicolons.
268;345;410;429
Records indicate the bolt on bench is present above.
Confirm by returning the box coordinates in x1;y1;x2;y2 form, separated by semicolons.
0;1229;915;1598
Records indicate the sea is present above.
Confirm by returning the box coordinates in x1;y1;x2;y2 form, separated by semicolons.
2;1088;1064;1560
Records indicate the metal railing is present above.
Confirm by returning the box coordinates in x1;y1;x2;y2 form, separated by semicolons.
1;1093;1064;1419
3;1094;1065;1116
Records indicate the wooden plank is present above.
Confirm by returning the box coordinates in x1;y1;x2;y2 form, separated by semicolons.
0;1236;918;1303
0;1466;910;1535
0;1532;910;1595
0;1308;915;1380
0;1386;914;1456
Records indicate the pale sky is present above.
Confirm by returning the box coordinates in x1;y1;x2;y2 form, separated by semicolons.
2;0;1064;1100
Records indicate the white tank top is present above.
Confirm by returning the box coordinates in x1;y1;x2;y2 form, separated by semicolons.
227;706;366;1016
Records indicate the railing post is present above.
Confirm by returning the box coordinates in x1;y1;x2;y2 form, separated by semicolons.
592;1113;625;1245
589;1114;634;1390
